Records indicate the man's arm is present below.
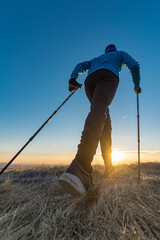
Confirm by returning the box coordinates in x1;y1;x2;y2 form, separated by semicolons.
70;60;92;79
121;51;141;93
68;60;92;92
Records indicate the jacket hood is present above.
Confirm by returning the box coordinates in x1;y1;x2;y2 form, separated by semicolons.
105;44;117;53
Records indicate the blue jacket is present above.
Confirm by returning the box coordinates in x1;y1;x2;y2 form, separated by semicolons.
70;50;140;88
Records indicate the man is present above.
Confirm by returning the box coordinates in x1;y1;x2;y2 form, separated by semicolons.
59;44;141;196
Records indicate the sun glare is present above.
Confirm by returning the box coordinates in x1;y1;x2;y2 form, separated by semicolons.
112;151;125;163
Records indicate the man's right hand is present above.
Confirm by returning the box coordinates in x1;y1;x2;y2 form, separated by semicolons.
69;78;82;92
134;87;142;94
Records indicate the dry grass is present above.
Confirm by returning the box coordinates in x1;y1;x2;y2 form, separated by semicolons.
0;163;160;240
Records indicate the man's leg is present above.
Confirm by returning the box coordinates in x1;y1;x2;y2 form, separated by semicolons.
59;70;118;195
74;76;118;173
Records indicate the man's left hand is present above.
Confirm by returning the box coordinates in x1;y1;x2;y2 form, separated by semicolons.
69;78;82;92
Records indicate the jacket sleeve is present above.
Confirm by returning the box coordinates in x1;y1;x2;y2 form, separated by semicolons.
70;60;92;79
121;51;140;88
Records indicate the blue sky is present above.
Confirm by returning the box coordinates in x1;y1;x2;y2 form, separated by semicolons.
0;0;160;165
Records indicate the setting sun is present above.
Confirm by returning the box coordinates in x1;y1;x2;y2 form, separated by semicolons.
112;151;126;163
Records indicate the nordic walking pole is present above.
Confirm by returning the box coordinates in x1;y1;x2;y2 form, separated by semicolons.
0;87;81;176
137;93;140;182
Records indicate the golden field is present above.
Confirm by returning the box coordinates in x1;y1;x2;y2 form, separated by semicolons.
0;163;160;240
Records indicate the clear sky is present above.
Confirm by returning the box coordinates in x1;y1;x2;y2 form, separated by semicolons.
0;0;160;166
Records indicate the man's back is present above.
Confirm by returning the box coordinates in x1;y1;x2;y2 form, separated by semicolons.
88;51;123;77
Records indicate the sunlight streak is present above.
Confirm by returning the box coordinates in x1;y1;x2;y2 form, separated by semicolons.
112;151;126;163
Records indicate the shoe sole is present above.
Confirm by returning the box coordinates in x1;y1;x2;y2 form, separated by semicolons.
59;172;86;196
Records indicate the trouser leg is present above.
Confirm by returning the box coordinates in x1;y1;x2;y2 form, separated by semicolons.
100;110;112;170
74;71;118;172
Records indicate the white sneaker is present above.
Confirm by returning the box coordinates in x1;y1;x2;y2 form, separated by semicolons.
59;160;93;196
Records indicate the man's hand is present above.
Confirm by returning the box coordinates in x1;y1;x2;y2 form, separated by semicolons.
69;78;82;92
134;87;142;94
